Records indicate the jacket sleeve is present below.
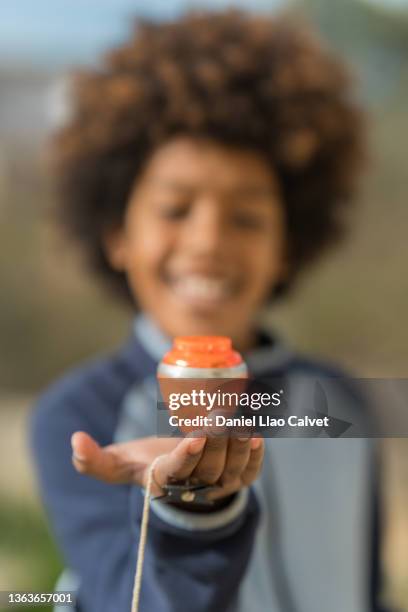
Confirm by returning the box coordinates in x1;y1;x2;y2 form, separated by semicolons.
29;386;260;612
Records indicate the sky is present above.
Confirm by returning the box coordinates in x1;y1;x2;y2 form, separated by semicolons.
0;0;407;68
0;0;284;68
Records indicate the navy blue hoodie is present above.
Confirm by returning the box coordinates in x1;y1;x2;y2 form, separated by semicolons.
30;316;390;612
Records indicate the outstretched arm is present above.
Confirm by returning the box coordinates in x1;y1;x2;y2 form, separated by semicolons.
30;394;262;612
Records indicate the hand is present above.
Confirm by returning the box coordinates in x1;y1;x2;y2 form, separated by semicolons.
71;431;264;501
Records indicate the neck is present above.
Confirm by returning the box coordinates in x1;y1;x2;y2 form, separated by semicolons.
135;314;259;356
231;328;259;354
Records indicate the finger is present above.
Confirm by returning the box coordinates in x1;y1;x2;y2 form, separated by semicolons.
191;434;228;485
71;431;116;479
241;438;265;486
71;431;97;462
71;431;142;484
219;436;252;487
153;436;206;486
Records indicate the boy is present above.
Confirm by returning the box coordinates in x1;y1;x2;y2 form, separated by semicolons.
30;11;390;612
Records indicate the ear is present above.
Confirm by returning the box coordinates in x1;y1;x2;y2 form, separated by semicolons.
272;245;292;297
278;256;290;284
273;242;290;286
102;226;128;271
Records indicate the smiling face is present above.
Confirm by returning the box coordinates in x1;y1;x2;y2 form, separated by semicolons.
105;137;288;351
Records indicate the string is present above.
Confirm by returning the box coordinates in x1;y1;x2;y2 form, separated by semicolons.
131;455;166;612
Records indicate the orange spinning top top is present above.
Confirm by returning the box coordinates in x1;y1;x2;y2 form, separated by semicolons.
162;336;243;369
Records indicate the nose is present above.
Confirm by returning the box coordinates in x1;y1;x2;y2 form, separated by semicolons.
181;197;226;257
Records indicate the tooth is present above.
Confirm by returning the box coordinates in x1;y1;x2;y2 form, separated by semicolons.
171;275;232;302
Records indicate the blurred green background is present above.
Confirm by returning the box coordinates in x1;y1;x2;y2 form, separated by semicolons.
0;0;407;610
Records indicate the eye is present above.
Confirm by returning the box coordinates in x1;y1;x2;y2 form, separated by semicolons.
157;202;191;220
231;210;265;230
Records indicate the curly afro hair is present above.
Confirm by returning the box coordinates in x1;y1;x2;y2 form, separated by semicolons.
52;10;365;305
